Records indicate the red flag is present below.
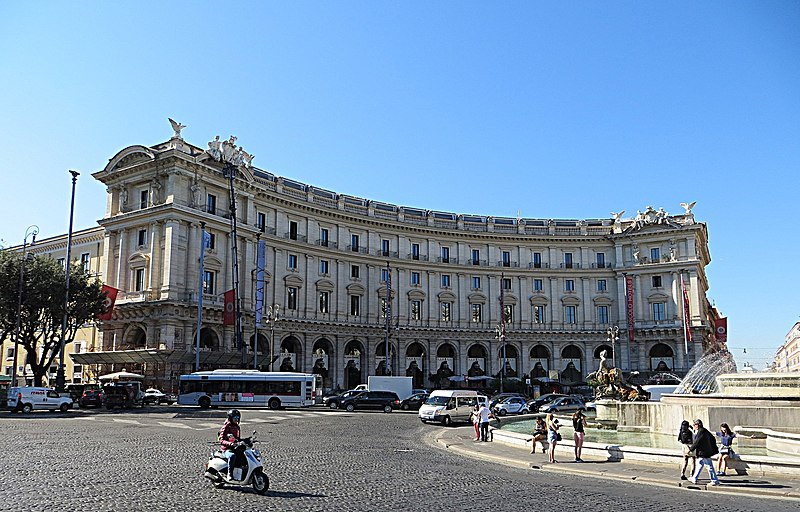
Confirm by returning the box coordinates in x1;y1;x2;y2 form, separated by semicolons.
625;276;635;343
223;289;236;326
96;285;119;321
715;318;728;344
681;275;693;348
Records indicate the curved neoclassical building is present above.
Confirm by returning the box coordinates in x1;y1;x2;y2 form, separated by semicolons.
6;127;717;391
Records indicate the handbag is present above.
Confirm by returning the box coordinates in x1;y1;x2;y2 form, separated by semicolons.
556;432;562;442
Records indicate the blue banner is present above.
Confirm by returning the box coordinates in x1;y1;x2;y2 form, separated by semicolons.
255;240;266;327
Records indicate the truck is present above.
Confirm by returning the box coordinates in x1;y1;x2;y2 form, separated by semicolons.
361;376;413;400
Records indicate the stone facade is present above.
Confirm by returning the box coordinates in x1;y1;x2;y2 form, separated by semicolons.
2;131;717;391
774;322;800;373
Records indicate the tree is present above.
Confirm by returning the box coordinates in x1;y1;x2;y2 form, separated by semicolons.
0;251;107;387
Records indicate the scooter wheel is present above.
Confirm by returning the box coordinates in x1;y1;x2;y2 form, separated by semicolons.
252;469;269;495
213;481;225;488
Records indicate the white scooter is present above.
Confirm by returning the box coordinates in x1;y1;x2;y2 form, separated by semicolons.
203;430;269;494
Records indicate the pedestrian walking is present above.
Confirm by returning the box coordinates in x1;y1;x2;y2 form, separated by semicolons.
470;404;481;441
678;420;696;480
546;413;560;463
478;403;496;442
529;417;547;454
572;410;587;462
687;419;720;486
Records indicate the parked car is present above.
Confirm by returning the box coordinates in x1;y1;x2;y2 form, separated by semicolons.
7;387;73;413
323;390;363;410
539;396;590;414
102;384;144;409
489;393;527;409
79;389;104;408
399;392;429;411
143;388;176;405
412;388;429;395
340;391;401;413
65;383;101;405
494;396;530;416
526;393;568;413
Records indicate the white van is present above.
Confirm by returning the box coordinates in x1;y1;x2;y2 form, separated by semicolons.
642;384;678;402
7;387;74;413
418;390;488;426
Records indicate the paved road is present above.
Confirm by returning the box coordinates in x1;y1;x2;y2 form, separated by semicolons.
0;407;796;511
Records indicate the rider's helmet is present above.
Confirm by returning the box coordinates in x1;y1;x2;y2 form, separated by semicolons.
227;408;241;422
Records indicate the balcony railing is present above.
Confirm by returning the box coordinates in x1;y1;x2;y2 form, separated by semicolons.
528;262;549;269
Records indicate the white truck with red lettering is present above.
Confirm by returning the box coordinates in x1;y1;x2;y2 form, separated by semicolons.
7;387;74;413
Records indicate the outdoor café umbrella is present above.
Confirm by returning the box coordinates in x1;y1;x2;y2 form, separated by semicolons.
98;371;145;382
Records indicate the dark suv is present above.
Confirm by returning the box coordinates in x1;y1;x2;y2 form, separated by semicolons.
341;391;401;413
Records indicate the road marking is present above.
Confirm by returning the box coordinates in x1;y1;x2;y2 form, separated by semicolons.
197;422;223;429
112;418;142;424
247;416;287;422
157;421;195;429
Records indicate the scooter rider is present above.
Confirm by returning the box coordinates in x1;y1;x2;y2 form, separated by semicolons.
219;409;241;479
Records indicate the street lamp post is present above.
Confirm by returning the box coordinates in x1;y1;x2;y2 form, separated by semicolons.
264;304;280;371
56;170;79;392
11;225;39;387
607;325;620;369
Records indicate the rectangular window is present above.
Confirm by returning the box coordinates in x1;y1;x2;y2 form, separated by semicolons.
472;276;481;290
411;300;421;320
380;298;389;318
533;252;542;268
441;246;450;263
134;269;145;292
257;212;266;232
319;260;329;275
140;190;149;209
471;303;482;323
80;253;90;273
596;253;606;268
441;302;451;322
653;302;666;321
288;254;297;270
381;239;389;257
351;234;359;252
411;272;420;286
652;275;662;288
564;252;573;269
289;221;298;240
381;268;389;282
350;295;360;316
202;270;215;295
502;278;511;290
320;228;329;247
598;305;609;324
565;305;577;324
533;305;545;324
57;257;65;268
206;193;216;215
502;251;511;267
565;279;575;292
441;274;451;288
137;229;147;247
597;279;607;292
285;287;296;311
351;265;360;279
6;347;14;360
319;291;329;313
412;243;420;260
206;233;216;250
651;247;660;262
533;279;543;291
472;249;480;265
503;304;513;324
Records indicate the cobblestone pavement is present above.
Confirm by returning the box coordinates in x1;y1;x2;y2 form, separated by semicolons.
1;408;797;512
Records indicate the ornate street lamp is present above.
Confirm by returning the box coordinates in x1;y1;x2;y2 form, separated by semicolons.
264;305;281;371
11;225;39;387
56;170;79;392
607;325;620;368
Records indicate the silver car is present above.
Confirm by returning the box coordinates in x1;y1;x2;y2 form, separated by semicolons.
539;396;589;414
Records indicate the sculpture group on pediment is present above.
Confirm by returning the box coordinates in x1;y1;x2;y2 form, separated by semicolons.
630;205;680;231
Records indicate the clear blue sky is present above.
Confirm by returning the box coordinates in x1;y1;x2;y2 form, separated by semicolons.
1;2;798;369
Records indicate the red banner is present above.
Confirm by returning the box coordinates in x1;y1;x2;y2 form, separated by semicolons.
625;276;635;343
96;285;119;321
223;289;236;326
715;318;728;344
681;276;693;344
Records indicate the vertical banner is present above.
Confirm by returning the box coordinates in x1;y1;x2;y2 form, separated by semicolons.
96;285;119;320
196;229;209;371
223;289;236;326
625;276;635;344
681;274;693;354
715;317;728;344
255;240;266;327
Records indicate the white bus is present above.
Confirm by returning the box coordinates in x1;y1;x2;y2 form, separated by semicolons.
178;370;321;409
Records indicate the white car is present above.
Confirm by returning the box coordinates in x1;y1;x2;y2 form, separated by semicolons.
7;387;73;413
143;388;176;405
494;396;530;416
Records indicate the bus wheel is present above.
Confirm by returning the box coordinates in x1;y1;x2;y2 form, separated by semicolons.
198;396;211;409
268;398;281;410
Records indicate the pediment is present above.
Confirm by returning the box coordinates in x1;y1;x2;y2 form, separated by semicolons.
346;283;365;295
499;293;518;305
593;296;613;306
407;289;426;300
284;274;304;288
647;292;670;302
561;296;581;305
104;146;155;173
437;291;457;302
315;278;335;292
468;292;487;303
530;295;549;305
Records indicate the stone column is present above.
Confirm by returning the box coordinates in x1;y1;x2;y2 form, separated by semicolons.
116;229;127;290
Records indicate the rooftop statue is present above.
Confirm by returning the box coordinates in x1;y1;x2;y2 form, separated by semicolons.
168;118;186;139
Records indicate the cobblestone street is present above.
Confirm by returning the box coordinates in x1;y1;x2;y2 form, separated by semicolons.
1;408;796;511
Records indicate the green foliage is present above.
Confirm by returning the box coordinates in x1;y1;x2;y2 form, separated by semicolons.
0;250;107;386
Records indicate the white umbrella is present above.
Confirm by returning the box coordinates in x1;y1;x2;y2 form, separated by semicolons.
98;371;145;381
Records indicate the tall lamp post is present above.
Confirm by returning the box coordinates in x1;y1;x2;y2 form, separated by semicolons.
264;304;280;371
607;325;620;369
11;225;39;387
56;170;79;392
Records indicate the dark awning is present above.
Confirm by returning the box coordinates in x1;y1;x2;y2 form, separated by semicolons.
70;349;253;367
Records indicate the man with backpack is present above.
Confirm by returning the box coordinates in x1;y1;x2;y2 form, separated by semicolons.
687;418;720;486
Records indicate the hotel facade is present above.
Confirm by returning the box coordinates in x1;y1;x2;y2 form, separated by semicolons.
2;128;717;391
